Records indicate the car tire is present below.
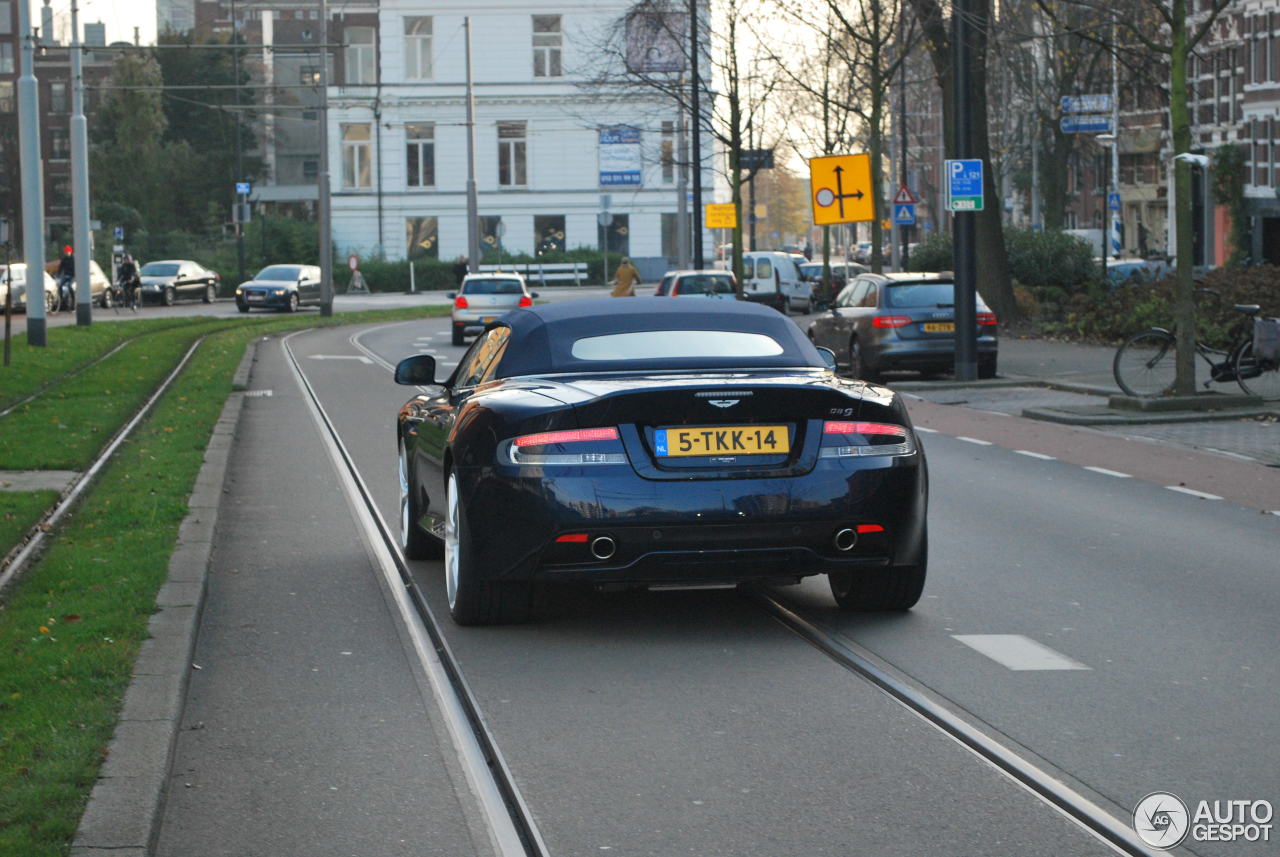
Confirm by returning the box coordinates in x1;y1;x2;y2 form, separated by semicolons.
445;472;532;626
203;283;216;304
828;528;927;611
848;338;879;382
780;296;791;315
399;439;442;560
45;289;58;314
978;358;997;379
285;292;299;313
100;289;113;309
452;326;465;347
163;286;176;307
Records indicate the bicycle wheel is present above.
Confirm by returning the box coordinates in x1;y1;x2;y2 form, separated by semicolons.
1114;329;1177;397
1233;340;1280;400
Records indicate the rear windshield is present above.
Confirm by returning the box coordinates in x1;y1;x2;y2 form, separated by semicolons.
255;265;301;281
677;275;735;295
570;330;784;361
654;276;673;296
884;282;955;308
141;263;180;276
463;278;524;295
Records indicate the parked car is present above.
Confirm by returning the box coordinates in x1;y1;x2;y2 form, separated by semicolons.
653;270;738;299
138;259;221;305
394;297;928;625
43;258;112;307
0;263;59;313
740;251;810;314
807;272;999;380
799;261;870;310
235;264;322;313
449;272;538;346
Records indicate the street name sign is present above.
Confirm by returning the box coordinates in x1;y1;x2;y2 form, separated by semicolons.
1060;94;1111;114
809;153;873;225
893;203;916;225
945;159;984;211
1060;115;1112;134
705;203;738;229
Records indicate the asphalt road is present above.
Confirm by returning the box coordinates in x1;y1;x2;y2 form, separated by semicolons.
155;311;1280;856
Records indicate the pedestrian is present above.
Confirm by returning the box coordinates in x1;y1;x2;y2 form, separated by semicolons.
610;257;640;297
452;256;468;287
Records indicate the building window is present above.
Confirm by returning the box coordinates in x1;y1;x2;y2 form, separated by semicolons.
480;216;504;254
406;122;434;187
407;216;438;260
341;123;372;188
0;81;14;112
50;177;70;210
532;15;562;77
50;127;69;159
662;212;678;257
599;214;629;255
0;2;11;35
300;65;321;85
535;215;565;254
405;17;432;80
49;82;67;112
303;159;318;179
661;121;675;184
0;42;13;74
345;26;376;84
497;121;527;186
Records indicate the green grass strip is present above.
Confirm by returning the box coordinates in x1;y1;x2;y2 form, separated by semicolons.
0;307;445;855
0;492;59;556
0;318;211;413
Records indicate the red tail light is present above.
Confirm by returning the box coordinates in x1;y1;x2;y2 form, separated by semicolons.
555;533;590;543
856;524;885;534
454;295;469;309
977;312;998;326
823;421;908;437
518;295;533;307
515;427;620;448
873;315;912;328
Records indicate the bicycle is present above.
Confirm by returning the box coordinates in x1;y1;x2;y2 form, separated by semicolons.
1113;288;1280;400
55;273;76;313
109;278;140;312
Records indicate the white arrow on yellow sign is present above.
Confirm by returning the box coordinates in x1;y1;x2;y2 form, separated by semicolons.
809;153;874;225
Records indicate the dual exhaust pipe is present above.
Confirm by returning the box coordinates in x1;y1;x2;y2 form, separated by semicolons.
587;530;857;559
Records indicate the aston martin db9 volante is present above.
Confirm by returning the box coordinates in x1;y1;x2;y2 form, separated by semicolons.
395;298;928;625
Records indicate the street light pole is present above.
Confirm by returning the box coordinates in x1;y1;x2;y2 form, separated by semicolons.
317;0;333;317
464;17;480;274
18;0;46;346
950;0;976;381
70;0;93;325
688;0;703;267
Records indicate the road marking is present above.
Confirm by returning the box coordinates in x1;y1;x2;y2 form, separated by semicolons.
307;354;373;364
1015;450;1055;460
915;426;938;433
243;389;273;398
1083;466;1130;478
956;436;992;446
1165;486;1223;500
952;634;1091;671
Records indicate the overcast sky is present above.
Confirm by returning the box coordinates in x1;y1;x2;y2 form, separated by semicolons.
48;0;157;47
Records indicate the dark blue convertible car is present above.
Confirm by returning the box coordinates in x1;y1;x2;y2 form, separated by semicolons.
395;298;928;625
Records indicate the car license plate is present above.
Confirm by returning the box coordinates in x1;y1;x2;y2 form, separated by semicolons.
923;322;954;333
482;316;496;323
654;425;789;457
247;295;264;302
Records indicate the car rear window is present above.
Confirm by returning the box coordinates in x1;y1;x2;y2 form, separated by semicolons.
677;275;734;295
654;276;673;296
570;330;784;361
256;266;301;281
884;282;955;308
463;278;524;295
141;263;180;276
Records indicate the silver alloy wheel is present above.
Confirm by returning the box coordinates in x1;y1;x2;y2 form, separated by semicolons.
445;473;460;609
164;286;175;306
397;442;411;550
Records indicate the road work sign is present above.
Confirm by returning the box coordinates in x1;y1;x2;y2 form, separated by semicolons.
809;153;873;225
705;203;738;229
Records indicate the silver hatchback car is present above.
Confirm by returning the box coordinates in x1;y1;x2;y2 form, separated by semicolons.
449;273;537;345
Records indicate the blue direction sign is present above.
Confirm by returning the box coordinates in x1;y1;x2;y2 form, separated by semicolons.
946;159;984;211
235;181;252;195
893;203;916;225
1060;94;1111;114
1060;115;1111;134
1108;192;1122;211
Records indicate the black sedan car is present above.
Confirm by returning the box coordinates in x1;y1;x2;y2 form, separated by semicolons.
395;298;928;625
807;273;998;381
235;264;322;312
137;259;221;305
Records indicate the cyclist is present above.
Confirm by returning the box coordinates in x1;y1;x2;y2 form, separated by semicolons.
116;253;141;310
56;245;76;311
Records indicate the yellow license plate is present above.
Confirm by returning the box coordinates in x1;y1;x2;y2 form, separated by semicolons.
923;322;955;333
655;425;790;457
482;316;496;323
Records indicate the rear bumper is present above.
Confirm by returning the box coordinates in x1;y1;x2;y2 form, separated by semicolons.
871;336;998;370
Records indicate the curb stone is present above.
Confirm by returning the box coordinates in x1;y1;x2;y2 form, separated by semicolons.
70;339;258;857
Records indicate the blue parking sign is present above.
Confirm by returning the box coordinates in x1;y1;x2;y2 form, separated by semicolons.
946;159;984;211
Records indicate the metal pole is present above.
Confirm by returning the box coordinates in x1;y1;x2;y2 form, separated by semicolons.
675;91;690;269
900;39;910;270
688;0;703;267
1110;17;1121;261
464;17;480;274
18;0;46;346
951;0;977;381
70;0;92;325
318;0;333;316
233;0;246;284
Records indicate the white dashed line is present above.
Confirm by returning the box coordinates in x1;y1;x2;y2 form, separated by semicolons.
1165;486;1223;500
1014;450;1056;460
974;409;1012;417
952;634;1091;671
1083;467;1131;478
915;426;938;433
956;436;992;446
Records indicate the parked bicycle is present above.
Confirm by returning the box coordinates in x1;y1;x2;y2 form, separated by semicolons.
1113;288;1280;400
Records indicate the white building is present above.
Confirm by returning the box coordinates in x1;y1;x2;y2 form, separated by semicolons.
327;0;712;265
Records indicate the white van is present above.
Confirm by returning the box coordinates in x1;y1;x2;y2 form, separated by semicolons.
740;251;810;314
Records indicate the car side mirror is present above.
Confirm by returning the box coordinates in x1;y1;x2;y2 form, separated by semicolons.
530;291;539;299
395;354;439;386
815;346;837;371
446;291;457;300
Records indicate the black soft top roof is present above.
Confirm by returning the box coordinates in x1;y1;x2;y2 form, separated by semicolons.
494;297;825;377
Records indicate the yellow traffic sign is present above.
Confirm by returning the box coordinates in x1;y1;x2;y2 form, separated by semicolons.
809;153;873;225
705;203;738;229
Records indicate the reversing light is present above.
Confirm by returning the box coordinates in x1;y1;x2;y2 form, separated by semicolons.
873;315;912;328
515;427;620;447
454;295;469;309
823;421;907;437
518;295;533;307
977;312;998;326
